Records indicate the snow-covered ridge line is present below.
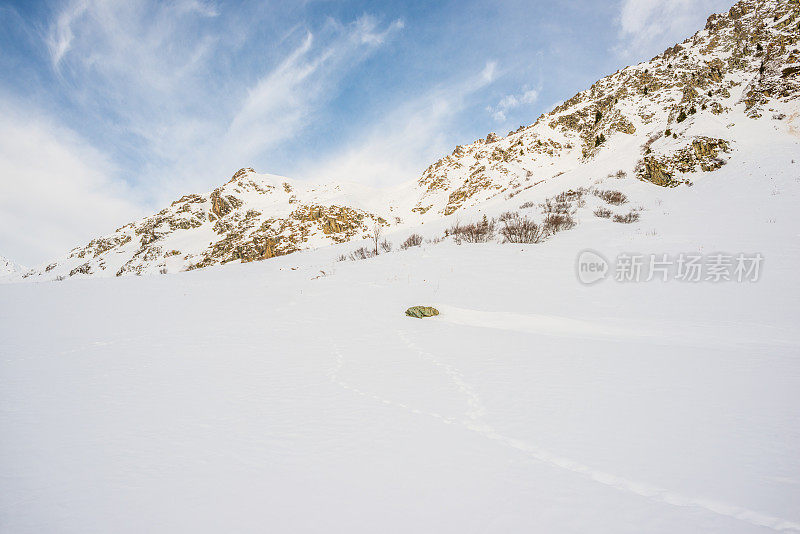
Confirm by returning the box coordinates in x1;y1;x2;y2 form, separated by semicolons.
17;0;800;282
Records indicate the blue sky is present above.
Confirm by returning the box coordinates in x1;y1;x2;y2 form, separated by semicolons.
0;0;732;265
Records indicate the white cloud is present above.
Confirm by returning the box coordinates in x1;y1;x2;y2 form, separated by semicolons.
294;62;498;188
223;15;404;168
481;61;498;84
487;88;539;123
0;99;145;266
615;0;731;59
46;0;89;67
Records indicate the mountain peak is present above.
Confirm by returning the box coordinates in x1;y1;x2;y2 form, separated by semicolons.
18;0;800;281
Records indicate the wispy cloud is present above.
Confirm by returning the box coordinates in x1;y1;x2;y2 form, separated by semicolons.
40;1;404;205
294;62;499;188
614;0;731;59
487;88;539;122
46;0;89;67
224;15;404;165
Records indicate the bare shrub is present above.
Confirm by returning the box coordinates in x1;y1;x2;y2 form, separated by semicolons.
450;218;494;244
554;188;586;203
401;233;423;250
348;246;377;260
615;169;627;179
541;199;573;214
594;207;612;218
500;214;544;243
337;254;348;262
380;239;392;253
519;201;535;209
594;189;628;205
543;213;576;234
498;211;518;222
613;212;640;224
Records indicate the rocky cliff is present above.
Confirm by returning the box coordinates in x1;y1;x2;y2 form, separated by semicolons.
20;0;800;280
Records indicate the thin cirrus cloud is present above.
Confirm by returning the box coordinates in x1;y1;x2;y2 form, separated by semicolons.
614;0;733;59
487;88;540;123
224;16;406;168
295;60;500;188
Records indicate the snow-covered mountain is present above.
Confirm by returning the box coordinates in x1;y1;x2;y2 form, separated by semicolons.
2;1;800;532
19;0;800;281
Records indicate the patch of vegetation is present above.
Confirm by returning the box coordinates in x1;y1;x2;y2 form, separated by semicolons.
613;212;640;224
543;213;576;234
594;207;612;218
448;217;495;244
498;212;545;244
593;189;628;205
400;233;423;250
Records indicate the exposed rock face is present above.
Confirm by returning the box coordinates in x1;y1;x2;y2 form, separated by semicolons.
638;137;732;186
408;0;798;211
22;0;800;280
27;168;390;280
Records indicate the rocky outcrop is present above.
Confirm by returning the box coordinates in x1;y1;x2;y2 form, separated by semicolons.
22;0;800;280
637;137;731;186
406;0;797;215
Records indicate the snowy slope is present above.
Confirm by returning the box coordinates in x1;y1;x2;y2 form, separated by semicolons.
1;3;799;530
18;0;800;281
1;134;798;532
0;255;25;279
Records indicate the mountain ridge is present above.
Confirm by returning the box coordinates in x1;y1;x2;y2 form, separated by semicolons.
16;0;800;281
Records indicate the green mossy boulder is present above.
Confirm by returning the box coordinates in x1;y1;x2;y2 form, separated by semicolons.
405;306;440;319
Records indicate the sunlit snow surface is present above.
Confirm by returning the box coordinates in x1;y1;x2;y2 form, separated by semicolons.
2;119;800;532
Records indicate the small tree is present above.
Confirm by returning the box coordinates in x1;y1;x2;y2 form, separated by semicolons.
371;223;382;255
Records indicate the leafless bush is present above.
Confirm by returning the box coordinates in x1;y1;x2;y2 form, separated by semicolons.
380;239;392;253
554;188;586;203
449;218;495;243
348;246;378;260
498;211;518;222
500;214;545;243
593;189;628;205
426;236;443;244
543;213;576;234
615;170;627;179
541;199;573;214
519;201;535;209
613;212;640;224
401;233;424;250
594;207;612;218
337;254;348;262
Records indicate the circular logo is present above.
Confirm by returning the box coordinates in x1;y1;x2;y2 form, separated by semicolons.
576;249;610;285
